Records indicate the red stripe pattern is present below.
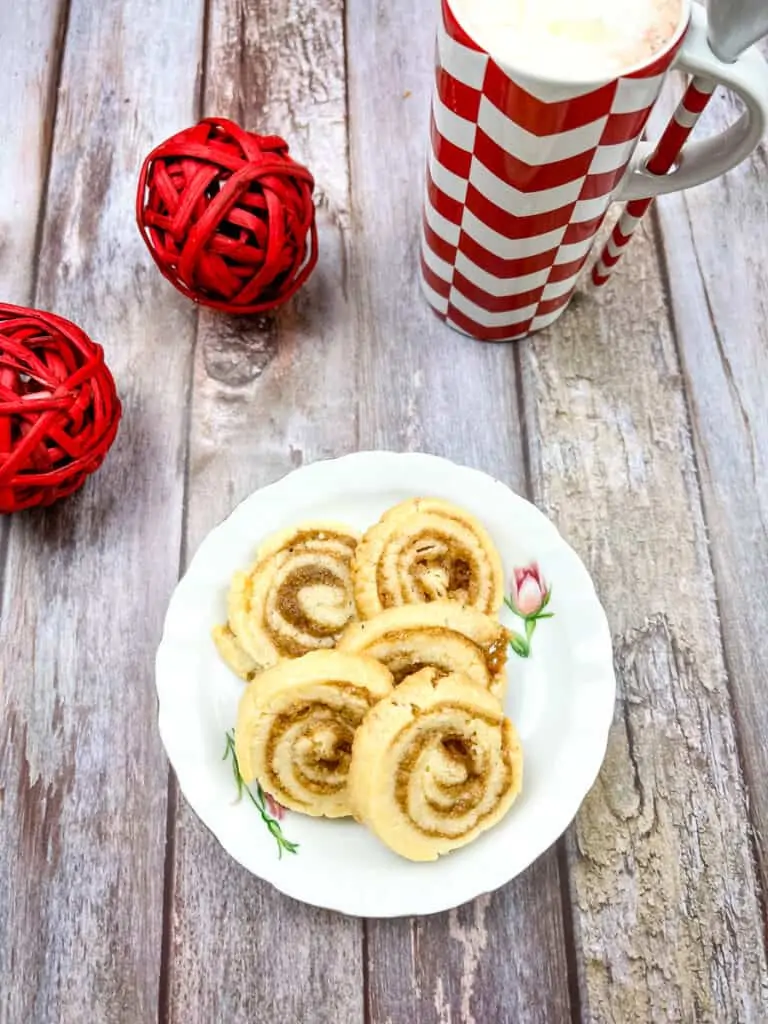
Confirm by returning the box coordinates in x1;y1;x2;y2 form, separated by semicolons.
422;1;685;340
593;76;716;286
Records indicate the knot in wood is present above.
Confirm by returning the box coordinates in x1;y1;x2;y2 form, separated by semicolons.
136;118;318;314
0;304;122;512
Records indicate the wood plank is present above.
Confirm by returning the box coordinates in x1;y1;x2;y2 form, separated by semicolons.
345;2;573;1021
162;2;364;1021
0;0;64;301
0;0;65;611
655;87;768;902
0;0;203;1020
518;212;768;1019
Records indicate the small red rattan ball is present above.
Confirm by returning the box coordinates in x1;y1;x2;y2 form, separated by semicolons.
0;304;122;513
136;118;319;314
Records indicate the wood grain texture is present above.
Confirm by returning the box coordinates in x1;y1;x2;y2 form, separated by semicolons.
2;2;767;1022
0;0;203;1021
163;2;364;1021
346;2;572;1021
655;86;768;901
0;0;64;302
519;215;768;1020
0;0;65;592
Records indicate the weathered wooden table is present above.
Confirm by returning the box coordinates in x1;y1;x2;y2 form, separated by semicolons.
2;1;768;1021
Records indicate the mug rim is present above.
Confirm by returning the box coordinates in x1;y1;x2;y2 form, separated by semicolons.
445;0;692;87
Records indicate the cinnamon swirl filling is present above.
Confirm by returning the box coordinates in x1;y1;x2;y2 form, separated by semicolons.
348;669;523;860
338;601;510;700
353;498;505;618
215;522;360;675
235;650;394;817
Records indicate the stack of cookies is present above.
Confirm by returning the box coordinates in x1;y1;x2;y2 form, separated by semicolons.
213;498;524;862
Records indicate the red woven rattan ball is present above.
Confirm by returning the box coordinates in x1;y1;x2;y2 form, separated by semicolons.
0;304;122;513
136;118;318;314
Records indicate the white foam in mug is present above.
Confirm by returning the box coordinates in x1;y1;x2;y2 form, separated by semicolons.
450;0;683;80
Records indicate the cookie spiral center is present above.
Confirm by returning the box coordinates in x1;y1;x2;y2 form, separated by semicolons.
393;707;511;839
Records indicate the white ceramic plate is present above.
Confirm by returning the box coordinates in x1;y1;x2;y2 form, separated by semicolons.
156;451;615;917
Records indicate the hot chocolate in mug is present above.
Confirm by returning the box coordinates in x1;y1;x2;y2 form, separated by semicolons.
421;0;768;341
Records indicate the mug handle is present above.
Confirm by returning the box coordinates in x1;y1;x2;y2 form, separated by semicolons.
617;3;768;201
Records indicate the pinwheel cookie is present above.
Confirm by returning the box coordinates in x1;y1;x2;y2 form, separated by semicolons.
338;600;510;700
235;650;394;818
353;498;505;618
348;668;523;861
213;522;360;677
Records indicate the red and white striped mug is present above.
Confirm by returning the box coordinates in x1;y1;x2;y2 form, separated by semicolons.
421;0;768;342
